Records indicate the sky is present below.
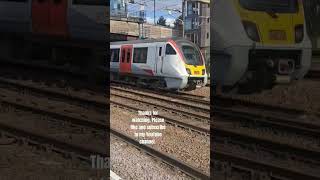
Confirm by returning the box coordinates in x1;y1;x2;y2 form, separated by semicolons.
127;0;182;27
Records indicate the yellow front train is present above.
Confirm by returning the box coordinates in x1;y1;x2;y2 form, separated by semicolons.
110;38;208;90
212;0;312;93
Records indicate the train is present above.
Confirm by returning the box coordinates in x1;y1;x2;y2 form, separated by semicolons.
110;38;208;90
0;0;108;81
212;0;312;94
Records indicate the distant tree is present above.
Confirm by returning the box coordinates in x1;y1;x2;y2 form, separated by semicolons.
157;16;167;26
173;15;183;30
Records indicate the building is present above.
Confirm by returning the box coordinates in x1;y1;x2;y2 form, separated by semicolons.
183;0;210;71
110;0;127;18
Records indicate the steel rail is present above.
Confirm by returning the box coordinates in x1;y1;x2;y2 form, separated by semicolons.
0;89;209;179
111;129;210;180
0;77;107;110
111;86;209;112
111;101;210;135
110;83;209;105
111;92;210;122
214;106;320;137
212;126;320;180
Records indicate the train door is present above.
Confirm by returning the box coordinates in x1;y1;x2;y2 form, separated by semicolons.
32;0;50;34
49;0;68;36
32;0;68;36
156;44;165;75
120;45;133;74
161;43;177;75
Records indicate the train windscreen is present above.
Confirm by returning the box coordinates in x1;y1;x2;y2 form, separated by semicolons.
181;44;203;66
239;0;298;13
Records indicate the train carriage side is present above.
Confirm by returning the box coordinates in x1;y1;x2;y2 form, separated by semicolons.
111;42;161;85
0;0;107;43
0;0;107;82
32;0;68;36
0;0;31;34
131;42;156;76
69;0;107;43
0;0;31;59
110;39;208;90
110;44;121;74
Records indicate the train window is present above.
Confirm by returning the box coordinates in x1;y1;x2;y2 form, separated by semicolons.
159;47;162;56
127;51;131;63
111;49;120;62
166;44;176;55
72;0;107;6
239;0;298;13
133;47;148;63
121;49;125;63
181;45;203;66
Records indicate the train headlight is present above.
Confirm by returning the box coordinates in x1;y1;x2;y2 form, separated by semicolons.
186;68;191;75
242;21;260;42
202;69;206;75
295;24;304;43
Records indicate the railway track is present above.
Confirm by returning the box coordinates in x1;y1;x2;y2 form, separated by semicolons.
111;85;209;112
0;120;107;163
110;86;210;135
111;92;209;123
213;95;320;179
0;98;108;178
10;76;318;140
111;129;209;179
0;77;209;135
111;82;210;105
214;95;320;145
111;101;209;135
0;75;108;176
214;95;319;117
0;77;209;179
212;126;320;180
0;77;107;111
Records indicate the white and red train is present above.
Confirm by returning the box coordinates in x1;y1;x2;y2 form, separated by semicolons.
0;0;107;76
110;38;208;90
0;0;107;42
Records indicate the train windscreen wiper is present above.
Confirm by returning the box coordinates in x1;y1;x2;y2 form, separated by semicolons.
266;8;279;19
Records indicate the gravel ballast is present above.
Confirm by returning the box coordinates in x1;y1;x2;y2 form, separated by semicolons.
228;80;320;113
111;136;192;180
111;106;210;174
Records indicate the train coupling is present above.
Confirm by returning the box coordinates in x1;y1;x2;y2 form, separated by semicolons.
277;59;295;75
274;59;295;84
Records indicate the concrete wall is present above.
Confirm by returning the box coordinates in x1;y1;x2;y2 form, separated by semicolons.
110;20;180;39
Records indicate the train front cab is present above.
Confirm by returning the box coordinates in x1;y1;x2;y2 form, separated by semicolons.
168;39;208;90
213;0;312;93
